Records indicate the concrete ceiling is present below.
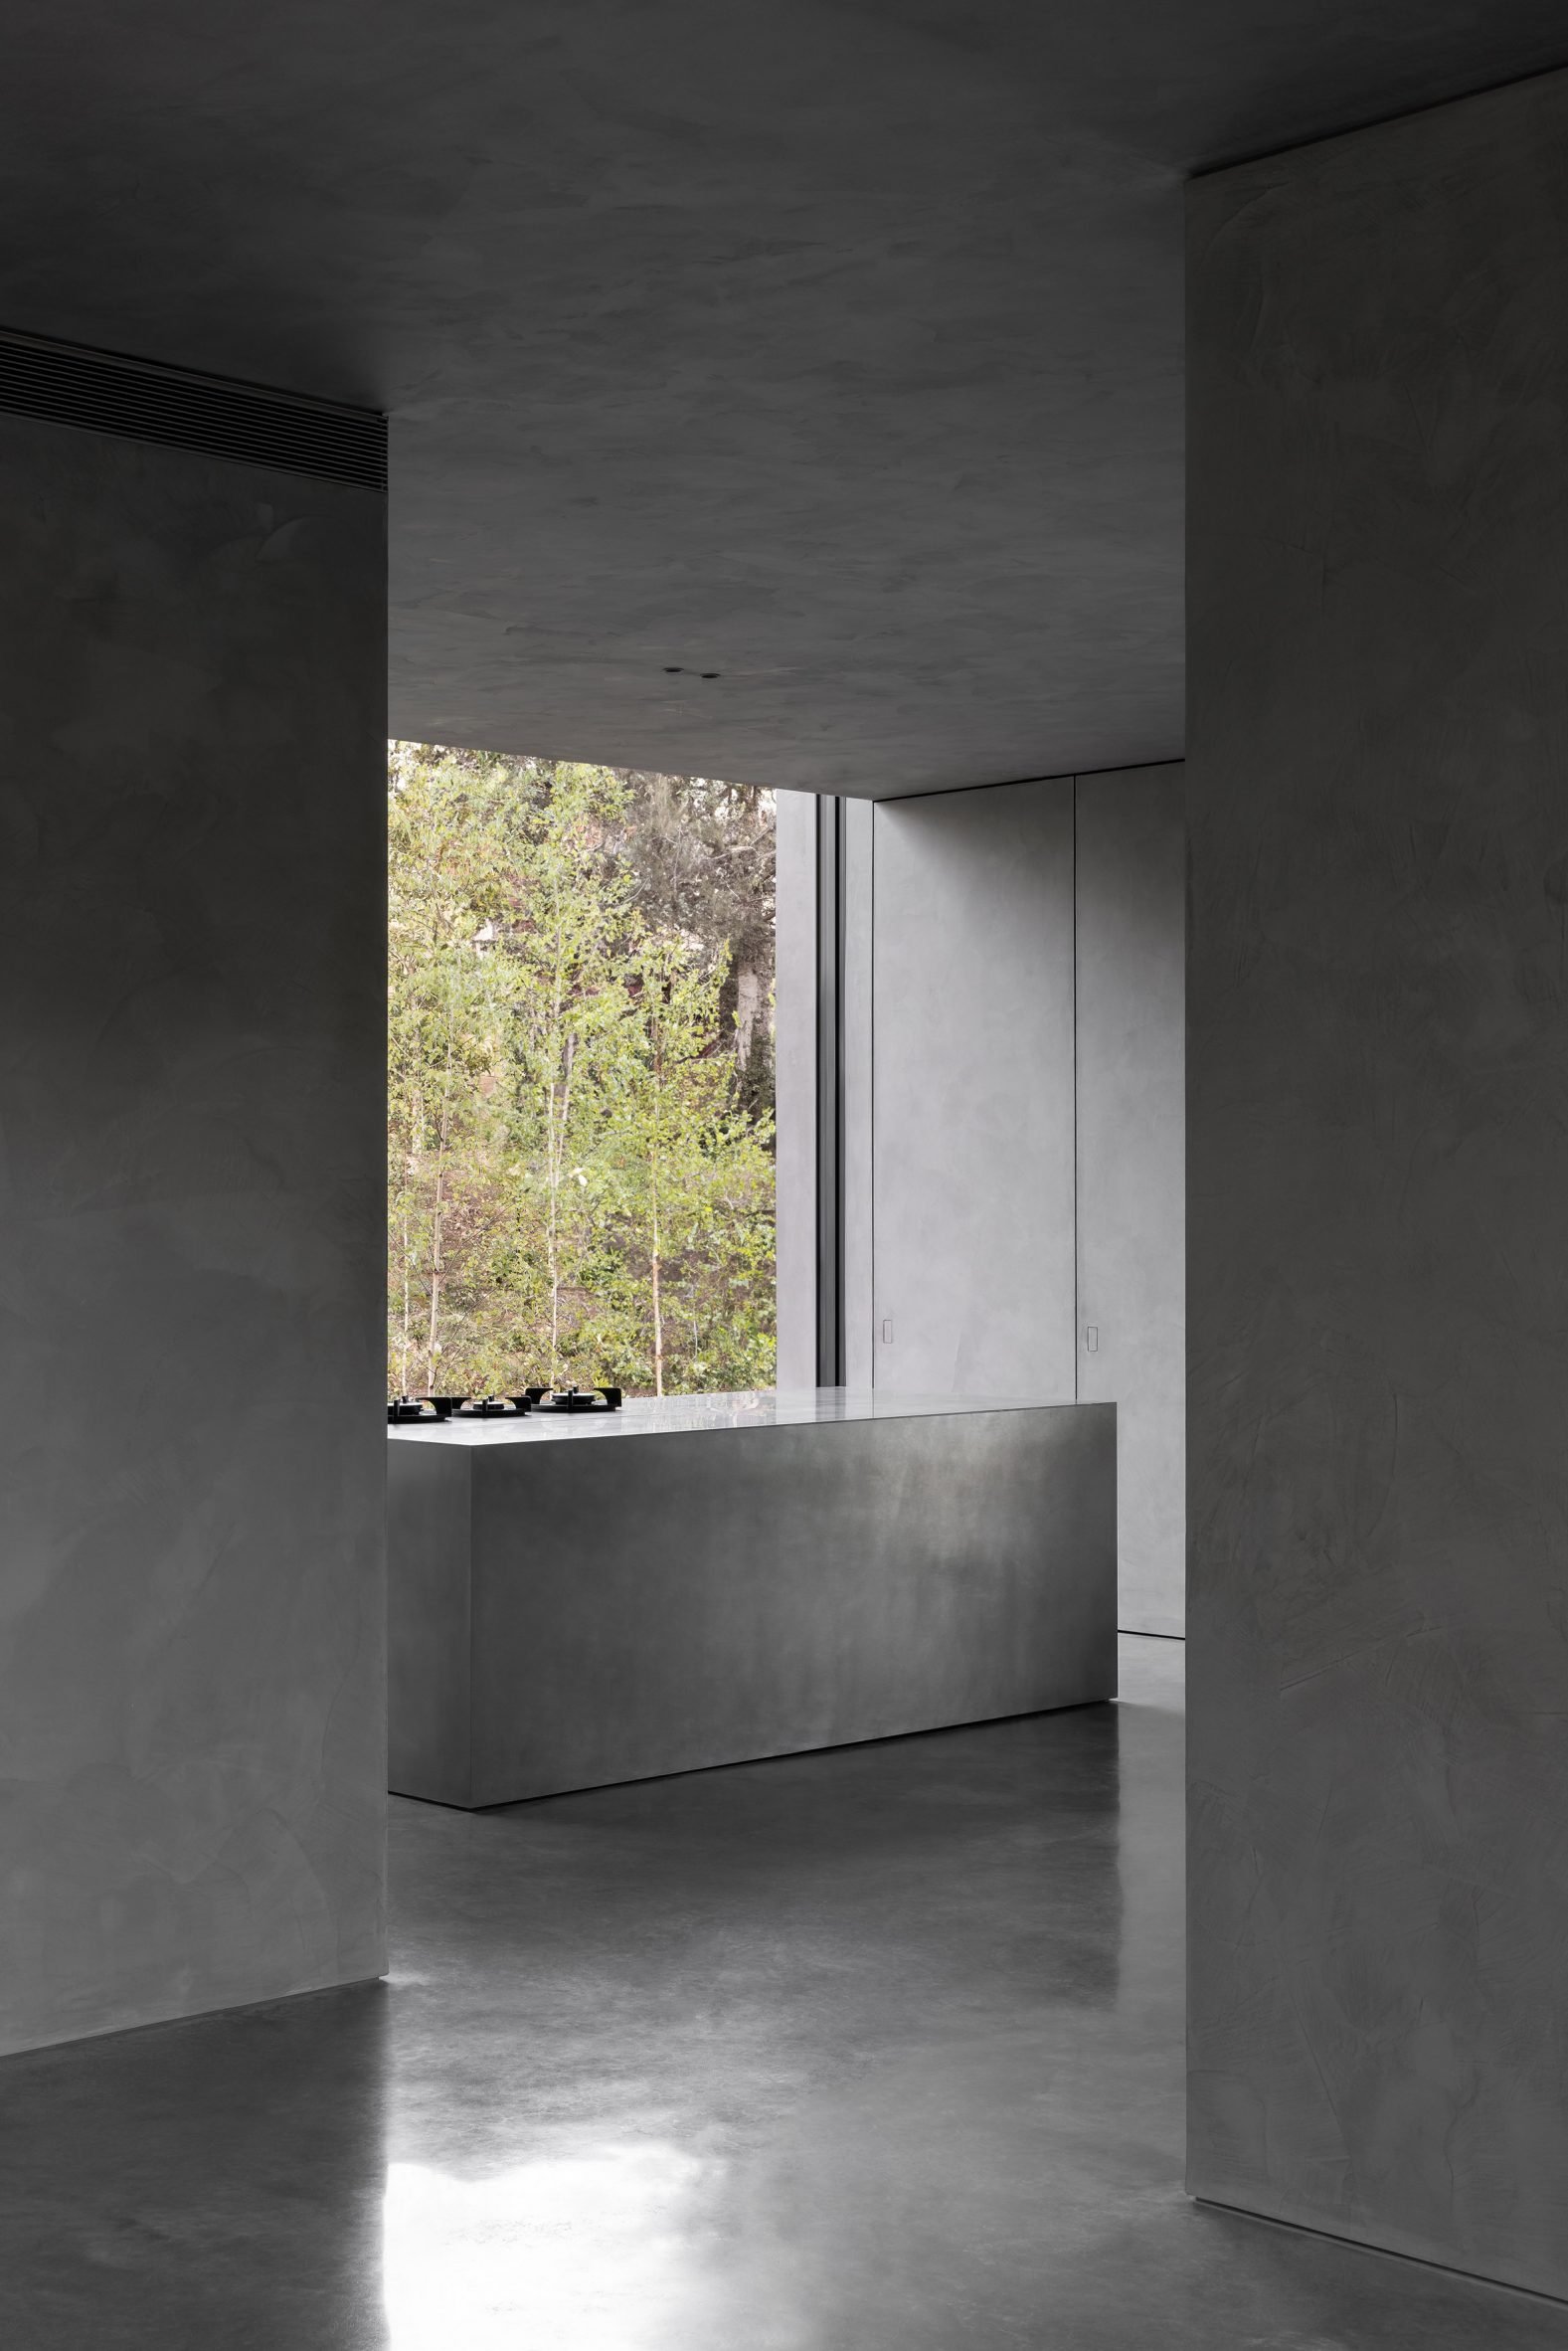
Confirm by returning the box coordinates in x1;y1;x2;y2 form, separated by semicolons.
1;6;1564;796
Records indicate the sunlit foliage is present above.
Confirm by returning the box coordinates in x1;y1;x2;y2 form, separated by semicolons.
389;745;776;1397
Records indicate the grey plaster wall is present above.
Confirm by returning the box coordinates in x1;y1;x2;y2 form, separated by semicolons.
0;415;387;2054
1077;765;1186;1637
1186;70;1568;2299
871;780;1078;1399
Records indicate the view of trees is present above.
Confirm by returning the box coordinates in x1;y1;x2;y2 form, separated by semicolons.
389;745;776;1398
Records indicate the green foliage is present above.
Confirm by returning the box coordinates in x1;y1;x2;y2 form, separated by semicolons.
388;744;776;1397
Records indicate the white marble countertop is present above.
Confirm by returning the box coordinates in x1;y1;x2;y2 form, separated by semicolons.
387;1387;1076;1445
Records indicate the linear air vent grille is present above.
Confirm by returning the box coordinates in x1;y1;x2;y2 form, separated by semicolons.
0;329;387;491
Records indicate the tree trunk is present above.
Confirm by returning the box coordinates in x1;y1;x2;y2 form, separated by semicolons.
650;1185;663;1396
425;1170;445;1392
400;1203;413;1396
734;962;763;1077
546;1022;576;1384
425;1037;456;1391
650;1034;664;1395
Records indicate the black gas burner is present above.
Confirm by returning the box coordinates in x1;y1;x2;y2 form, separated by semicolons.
388;1384;622;1425
524;1383;622;1415
387;1392;530;1424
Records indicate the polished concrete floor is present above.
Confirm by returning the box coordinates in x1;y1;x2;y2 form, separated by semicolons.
5;1637;1568;2347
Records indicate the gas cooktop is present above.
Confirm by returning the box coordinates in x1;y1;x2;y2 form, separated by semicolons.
387;1384;622;1425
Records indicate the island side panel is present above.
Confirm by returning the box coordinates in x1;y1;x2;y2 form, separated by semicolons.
466;1404;1116;1804
387;1440;474;1807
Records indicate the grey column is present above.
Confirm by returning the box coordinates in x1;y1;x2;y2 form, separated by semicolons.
1187;69;1568;2299
774;791;874;1390
0;416;387;2053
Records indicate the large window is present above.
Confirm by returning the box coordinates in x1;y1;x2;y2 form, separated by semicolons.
389;745;775;1398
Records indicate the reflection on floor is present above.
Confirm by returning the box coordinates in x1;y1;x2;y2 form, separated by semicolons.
4;1637;1567;2347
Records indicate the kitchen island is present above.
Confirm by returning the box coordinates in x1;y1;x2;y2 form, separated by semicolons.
387;1389;1116;1807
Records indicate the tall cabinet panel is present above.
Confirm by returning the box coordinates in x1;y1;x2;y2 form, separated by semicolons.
870;779;1078;1400
1076;764;1186;1635
865;765;1185;1633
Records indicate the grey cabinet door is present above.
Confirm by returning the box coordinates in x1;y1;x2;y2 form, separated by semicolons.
1076;763;1186;1635
871;777;1078;1401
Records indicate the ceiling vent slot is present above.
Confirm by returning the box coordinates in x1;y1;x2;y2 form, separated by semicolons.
0;329;386;492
